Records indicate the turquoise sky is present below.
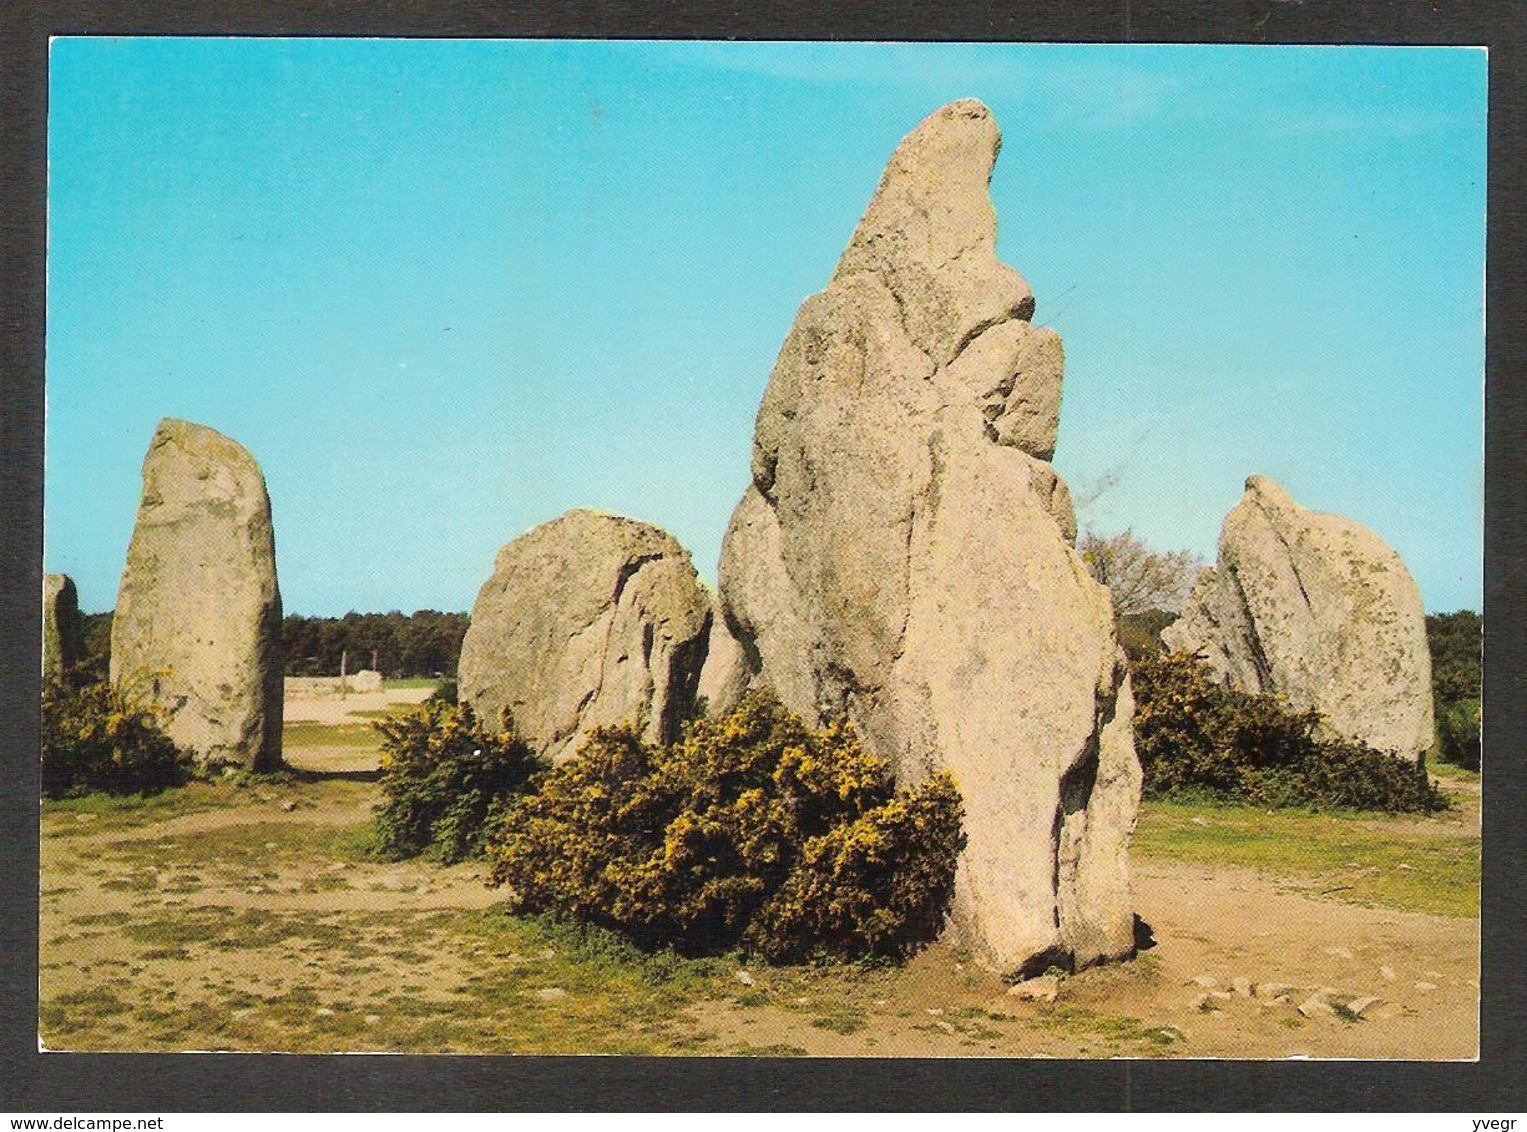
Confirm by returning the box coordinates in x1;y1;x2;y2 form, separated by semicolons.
45;40;1486;616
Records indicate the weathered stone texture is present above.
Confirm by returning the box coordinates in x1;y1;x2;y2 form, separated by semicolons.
110;419;283;770
42;572;83;682
714;100;1140;975
458;509;712;764
1162;475;1435;761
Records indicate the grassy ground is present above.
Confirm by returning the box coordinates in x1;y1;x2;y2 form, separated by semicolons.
1132;790;1480;919
37;710;1479;1057
382;677;441;691
280;721;382;749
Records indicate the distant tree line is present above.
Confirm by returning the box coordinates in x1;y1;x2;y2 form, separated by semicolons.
75;608;470;681
1425;609;1481;770
281;610;470;678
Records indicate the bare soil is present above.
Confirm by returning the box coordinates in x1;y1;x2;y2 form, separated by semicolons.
37;685;1479;1058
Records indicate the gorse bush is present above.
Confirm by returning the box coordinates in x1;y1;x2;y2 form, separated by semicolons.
1132;651;1447;813
488;693;966;963
41;677;191;797
373;700;543;863
749;770;966;963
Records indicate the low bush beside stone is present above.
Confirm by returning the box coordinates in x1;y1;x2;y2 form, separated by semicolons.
1132;651;1448;813
41;678;193;798
372;700;543;863
488;692;966;964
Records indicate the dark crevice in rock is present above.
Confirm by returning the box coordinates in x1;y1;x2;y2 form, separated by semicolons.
661;607;712;743
946;307;1018;368
1225;563;1275;692
1013;944;1074;982
723;604;767;692
612;552;665;608
1259;508;1317;615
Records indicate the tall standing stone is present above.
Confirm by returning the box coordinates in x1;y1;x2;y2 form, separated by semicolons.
42;573;83;682
110;419;283;770
714;100;1141;976
1163;475;1436;761
458;510;712;764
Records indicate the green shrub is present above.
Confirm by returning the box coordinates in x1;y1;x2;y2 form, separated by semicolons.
373;700;543;863
1426;610;1481;708
1435;698;1481;771
41;678;191;797
488;692;966;962
1132;651;1447;813
1116;609;1177;662
425;676;459;706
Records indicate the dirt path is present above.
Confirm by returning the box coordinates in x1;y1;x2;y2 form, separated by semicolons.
40;784;1478;1057
281;681;435;726
677;855;1477;1059
37;690;1478;1057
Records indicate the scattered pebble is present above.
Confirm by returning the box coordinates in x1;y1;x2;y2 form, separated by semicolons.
1322;946;1354;959
1413;981;1439;992
925;1007;944;1016
1396;863;1415;871
1345;996;1382;1017
246;886;265;894
536;987;567;1001
264;842;278;850
540;948;556;960
1424;970;1443;979
1256;982;1293;999
315;1007;335;1017
934;1021;956;1034
281;801;297;813
1231;977;1253;997
1189;975;1218;988
364;1014;382;1025
736;970;756;987
1191;817;1208;826
1297;996;1336;1018
1007;975;1059;1003
1208;990;1234;1002
74;813;96;824
1379;966;1397;982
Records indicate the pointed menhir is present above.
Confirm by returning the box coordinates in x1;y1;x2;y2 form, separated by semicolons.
708;100;1141;976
